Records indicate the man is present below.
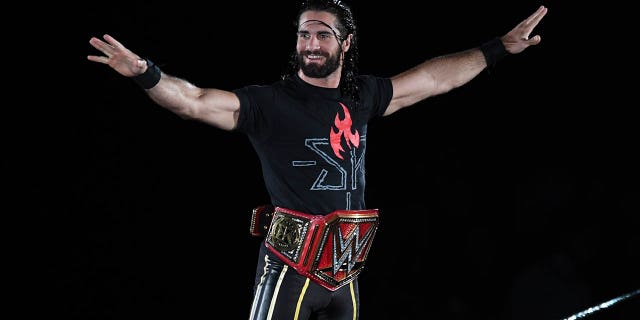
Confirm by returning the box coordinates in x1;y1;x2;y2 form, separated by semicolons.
87;0;547;319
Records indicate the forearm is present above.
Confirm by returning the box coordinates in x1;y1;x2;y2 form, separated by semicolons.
418;48;487;95
133;61;240;131
145;72;206;120
129;60;203;119
387;48;487;114
146;74;240;131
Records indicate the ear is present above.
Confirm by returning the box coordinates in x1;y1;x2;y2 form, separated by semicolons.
342;34;352;52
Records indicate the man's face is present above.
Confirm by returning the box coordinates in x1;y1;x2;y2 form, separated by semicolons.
296;11;344;78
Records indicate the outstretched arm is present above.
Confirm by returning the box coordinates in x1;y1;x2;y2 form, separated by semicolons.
88;34;240;131
385;5;548;116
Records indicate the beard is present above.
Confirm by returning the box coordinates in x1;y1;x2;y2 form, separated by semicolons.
298;49;342;78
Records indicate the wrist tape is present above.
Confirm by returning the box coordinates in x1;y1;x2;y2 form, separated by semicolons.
480;38;508;67
132;59;161;89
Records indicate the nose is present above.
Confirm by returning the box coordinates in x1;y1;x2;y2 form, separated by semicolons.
305;36;321;50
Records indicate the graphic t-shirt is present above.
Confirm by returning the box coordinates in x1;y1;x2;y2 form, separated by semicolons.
234;73;392;215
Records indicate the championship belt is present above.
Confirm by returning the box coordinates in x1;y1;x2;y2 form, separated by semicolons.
263;206;379;291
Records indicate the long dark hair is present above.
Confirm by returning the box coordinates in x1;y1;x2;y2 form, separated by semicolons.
283;0;361;110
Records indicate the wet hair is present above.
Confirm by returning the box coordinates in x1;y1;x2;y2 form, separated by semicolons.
283;0;361;110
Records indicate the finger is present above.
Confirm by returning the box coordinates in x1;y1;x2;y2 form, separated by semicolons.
89;37;114;56
87;55;109;64
103;34;126;49
528;35;542;45
516;7;547;40
88;36;105;49
523;6;548;29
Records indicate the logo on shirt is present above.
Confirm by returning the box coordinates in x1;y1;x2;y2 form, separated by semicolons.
330;103;360;160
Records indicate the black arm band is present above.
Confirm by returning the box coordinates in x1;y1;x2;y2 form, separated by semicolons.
480;38;508;67
132;59;161;89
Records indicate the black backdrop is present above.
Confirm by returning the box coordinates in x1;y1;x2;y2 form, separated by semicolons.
20;1;639;319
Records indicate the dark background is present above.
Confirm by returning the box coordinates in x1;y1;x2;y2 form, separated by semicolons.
20;0;639;319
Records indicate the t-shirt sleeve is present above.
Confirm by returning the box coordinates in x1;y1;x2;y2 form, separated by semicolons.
233;85;271;136
359;75;393;119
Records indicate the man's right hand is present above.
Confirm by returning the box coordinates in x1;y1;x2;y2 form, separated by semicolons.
87;34;148;77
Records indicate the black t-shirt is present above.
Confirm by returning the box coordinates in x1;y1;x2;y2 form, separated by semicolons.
234;73;392;215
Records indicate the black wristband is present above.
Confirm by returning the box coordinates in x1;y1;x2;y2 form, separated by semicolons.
132;58;161;89
480;38;508;67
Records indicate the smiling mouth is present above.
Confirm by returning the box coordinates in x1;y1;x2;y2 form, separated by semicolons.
305;53;326;62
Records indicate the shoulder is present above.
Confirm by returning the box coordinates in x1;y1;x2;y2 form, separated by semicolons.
354;75;393;117
356;75;392;93
233;77;296;98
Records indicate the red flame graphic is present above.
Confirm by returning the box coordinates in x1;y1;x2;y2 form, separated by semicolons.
330;103;360;160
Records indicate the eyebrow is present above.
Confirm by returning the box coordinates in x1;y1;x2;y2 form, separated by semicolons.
299;19;340;38
297;30;333;35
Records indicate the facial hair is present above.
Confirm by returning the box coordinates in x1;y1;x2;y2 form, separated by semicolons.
298;47;342;78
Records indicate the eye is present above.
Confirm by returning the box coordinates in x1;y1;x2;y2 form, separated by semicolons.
297;32;311;40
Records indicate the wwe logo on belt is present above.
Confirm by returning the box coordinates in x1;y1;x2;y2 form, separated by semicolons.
332;223;376;275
